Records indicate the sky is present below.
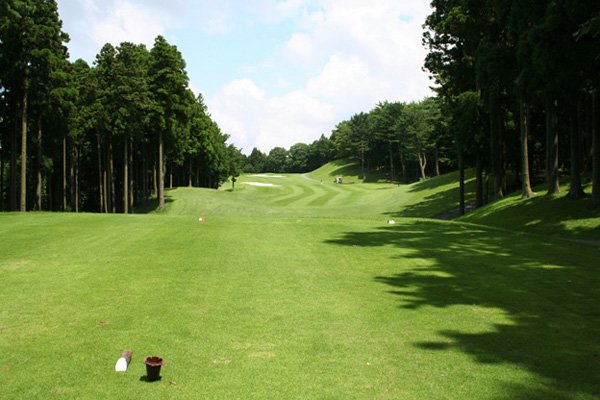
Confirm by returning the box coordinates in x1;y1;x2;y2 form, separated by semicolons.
56;0;434;155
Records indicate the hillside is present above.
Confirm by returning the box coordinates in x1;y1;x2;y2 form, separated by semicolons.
155;164;478;220
205;161;600;241
459;178;600;241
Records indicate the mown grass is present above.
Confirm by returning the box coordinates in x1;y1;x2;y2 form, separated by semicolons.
305;159;389;183
459;177;600;241
1;166;600;399
210;168;477;219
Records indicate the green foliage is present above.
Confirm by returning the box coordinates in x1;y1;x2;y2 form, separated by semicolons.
459;178;600;240
329;99;446;183
424;0;600;203
1;18;234;211
265;147;288;173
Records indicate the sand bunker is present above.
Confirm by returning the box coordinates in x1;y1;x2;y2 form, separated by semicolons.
243;182;281;187
249;174;284;178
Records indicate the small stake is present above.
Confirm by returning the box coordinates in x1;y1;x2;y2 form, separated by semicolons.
115;350;132;371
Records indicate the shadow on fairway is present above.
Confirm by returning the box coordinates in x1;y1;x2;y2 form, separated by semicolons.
134;196;175;214
460;192;600;241
386;185;477;218
325;221;600;399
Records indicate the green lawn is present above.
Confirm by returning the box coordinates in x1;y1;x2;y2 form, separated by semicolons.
459;177;600;241
1;170;600;399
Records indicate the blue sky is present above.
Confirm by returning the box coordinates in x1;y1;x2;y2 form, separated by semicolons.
57;0;434;155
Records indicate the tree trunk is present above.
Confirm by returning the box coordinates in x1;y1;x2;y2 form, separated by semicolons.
10;102;18;211
490;86;504;200
70;148;74;208
398;144;407;183
158;130;165;212
435;146;440;176
103;160;108;213
590;93;600;209
520;101;534;199
62;133;67;211
418;150;427;181
35;116;42;210
124;133;129;214
361;143;366;181
97;133;104;213
459;151;465;215
152;161;157;196
109;134;115;213
142;143;148;207
583;94;593;174
129;136;134;213
20;88;28;212
0;148;4;211
103;137;108;213
476;152;483;208
196;165;200;187
546;98;561;195
388;141;395;182
483;171;489;205
568;105;584;200
74;147;79;213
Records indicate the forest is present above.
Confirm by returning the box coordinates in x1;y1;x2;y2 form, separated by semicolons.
0;1;241;213
1;0;599;213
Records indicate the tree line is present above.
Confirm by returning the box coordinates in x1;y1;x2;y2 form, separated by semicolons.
247;0;600;215
0;0;242;213
3;0;599;214
240;98;445;182
423;0;600;211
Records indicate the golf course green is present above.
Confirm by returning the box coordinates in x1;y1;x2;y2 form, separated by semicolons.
1;164;600;399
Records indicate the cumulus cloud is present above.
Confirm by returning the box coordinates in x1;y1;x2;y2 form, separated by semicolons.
210;0;433;153
210;79;335;154
58;0;434;154
58;0;182;63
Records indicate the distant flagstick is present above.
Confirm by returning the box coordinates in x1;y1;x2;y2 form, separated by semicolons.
115;350;132;371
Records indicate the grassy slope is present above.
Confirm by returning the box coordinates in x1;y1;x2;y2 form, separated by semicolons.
305;159;388;183
1;165;600;399
209;166;477;219
459;177;600;241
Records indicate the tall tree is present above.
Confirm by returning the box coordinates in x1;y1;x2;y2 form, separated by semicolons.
149;35;189;211
114;42;151;213
0;0;69;211
349;113;370;181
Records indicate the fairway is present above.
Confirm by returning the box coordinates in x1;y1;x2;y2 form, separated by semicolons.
2;173;600;399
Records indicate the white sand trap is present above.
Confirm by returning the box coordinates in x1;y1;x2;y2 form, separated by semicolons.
249;174;284;178
243;182;281;187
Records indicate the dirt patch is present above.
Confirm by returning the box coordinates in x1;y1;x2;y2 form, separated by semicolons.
248;352;275;359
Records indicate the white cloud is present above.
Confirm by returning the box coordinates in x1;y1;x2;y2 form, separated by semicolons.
58;0;434;155
209;79;335;154
89;2;166;49
58;0;172;62
208;0;433;154
282;0;432;108
284;33;314;63
306;52;390;115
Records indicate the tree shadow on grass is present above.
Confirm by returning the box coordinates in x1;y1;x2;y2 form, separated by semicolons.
134;192;175;214
325;221;600;399
386;185;478;218
404;169;473;192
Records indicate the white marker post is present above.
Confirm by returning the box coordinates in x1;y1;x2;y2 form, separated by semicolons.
115;350;132;371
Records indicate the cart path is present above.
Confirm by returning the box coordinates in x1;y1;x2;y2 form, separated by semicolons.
301;174;320;182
